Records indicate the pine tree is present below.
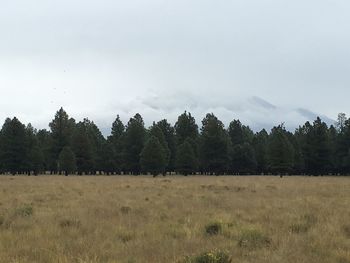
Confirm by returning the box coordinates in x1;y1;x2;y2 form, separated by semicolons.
230;142;257;174
174;111;199;172
199;113;230;175
140;136;166;176
49;108;76;172
228;119;256;174
107;115;125;173
252;129;269;174
0;118;27;174
149;123;170;171
72;121;94;175
58;146;77;176
156;119;176;172
123;114;146;174
176;139;198;175
25;124;44;175
267;125;295;174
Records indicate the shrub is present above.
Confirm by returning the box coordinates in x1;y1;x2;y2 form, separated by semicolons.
205;222;222;236
121;206;131;214
182;249;231;263
117;232;133;243
59;219;81;228
342;225;350;239
238;228;271;249
0;215;4;226
14;205;33;217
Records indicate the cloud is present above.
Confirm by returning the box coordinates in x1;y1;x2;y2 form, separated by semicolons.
0;0;349;135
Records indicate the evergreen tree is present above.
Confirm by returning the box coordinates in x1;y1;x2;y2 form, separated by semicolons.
267;125;295;174
0;118;27;174
252;129;269;174
25;124;44;175
72;121;95;174
83;119;106;173
174;111;199;172
199;113;230;175
123;113;146;174
140;136;166;176
155;119;176;172
149;123;170;171
107;115;125;173
49;108;75;172
228;120;254;146
230;143;257;174
36;129;53;172
176;138;198;175
298;118;332;175
228;119;256;174
175;111;199;145
58;146;77;176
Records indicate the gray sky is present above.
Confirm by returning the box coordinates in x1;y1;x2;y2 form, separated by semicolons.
1;0;349;135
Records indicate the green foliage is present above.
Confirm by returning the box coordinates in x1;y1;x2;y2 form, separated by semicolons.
0;117;27;174
49;108;76;171
175;111;199;145
107;115;125;173
72;121;95;174
14;205;33;217
230;142;257;174
149;124;170;169
58;146;77;175
156;119;176;172
253;129;269;174
200;113;230;175
176;139;198;175
140;136;167;176
123;114;146;174
267;125;295;174
182;250;231;263
205;222;223;236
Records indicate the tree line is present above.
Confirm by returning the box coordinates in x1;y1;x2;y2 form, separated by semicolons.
0;108;349;176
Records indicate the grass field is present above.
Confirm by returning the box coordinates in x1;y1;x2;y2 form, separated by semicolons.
0;175;349;263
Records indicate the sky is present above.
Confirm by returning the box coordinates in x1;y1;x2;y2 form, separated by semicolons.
1;0;350;135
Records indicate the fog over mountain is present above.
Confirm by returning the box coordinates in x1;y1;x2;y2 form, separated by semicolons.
1;0;349;135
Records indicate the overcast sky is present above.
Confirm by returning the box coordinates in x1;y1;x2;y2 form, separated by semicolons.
1;0;349;135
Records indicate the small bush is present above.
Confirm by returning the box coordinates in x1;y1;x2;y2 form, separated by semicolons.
205;222;222;236
14;205;33;217
342;225;350;239
182;249;231;263
290;223;310;234
0;215;4;226
238;228;271;249
59;219;81;228
120;206;131;214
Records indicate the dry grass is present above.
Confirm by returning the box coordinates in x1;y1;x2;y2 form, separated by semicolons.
0;175;349;263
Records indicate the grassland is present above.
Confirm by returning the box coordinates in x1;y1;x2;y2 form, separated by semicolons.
0;175;349;263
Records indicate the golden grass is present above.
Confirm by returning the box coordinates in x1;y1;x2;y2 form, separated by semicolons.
0;175;349;263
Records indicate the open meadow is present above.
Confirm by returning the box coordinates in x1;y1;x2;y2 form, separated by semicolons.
0;176;349;263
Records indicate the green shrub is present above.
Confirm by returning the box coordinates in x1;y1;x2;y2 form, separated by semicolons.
205;222;222;236
182;250;231;263
238;228;271;249
14;205;33;217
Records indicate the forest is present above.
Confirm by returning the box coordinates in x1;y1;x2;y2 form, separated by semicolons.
0;108;349;176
